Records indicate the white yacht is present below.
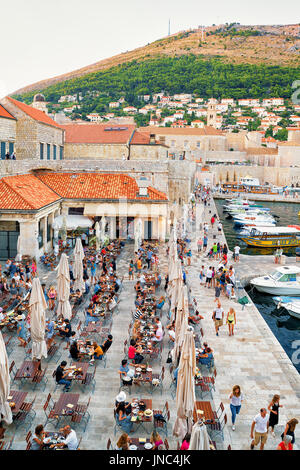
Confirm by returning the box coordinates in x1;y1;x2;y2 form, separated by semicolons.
233;214;276;227
250;266;300;296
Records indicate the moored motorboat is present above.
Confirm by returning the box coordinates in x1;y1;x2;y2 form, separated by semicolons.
240;226;300;247
250;266;300;295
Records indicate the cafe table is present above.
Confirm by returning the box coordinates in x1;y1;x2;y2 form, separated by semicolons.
67;362;89;391
51;393;80;427
7;390;28;415
133;366;153;392
42;431;65;450
129;438;153;450
14;360;41;387
193;401;216;424
130;398;153;432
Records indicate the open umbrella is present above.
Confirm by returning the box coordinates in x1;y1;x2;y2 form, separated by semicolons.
56;253;72;320
29;277;48;360
189;415;211;450
73;237;85;293
0;332;12;424
173;327;196;440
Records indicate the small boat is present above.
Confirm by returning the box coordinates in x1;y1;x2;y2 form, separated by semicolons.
282;302;300;320
240;226;300;247
272;296;300;305
233;215;276;227
250;266;300;295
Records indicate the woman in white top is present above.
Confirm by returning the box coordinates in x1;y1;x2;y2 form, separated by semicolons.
229;385;244;431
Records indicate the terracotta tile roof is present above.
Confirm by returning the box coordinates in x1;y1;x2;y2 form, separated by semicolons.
139;126;224;136
130;130;151;145
0;104;16;120
6;97;62;129
36;172;167;201
0;174;61;210
130;130;165;146
61;123;136;144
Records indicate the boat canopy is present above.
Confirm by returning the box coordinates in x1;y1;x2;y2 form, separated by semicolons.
250;226;300;235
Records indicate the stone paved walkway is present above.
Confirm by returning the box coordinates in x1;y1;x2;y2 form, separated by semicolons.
1;244;181;450
185;199;300;450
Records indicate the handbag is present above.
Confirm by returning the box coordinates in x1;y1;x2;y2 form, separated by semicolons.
154;413;166;422
166;351;172;364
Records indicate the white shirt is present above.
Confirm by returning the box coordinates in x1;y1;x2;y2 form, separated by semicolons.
253;413;269;433
169;329;175;340
154;327;163;341
63;429;78;450
206;269;212;279
230;393;244;406
214;307;224;320
234;246;240;254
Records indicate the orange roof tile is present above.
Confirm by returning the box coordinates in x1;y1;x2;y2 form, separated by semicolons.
61;123;136;144
7;97;62;129
0;104;16;120
0;174;61;210
130;130;151;145
36;173;168;201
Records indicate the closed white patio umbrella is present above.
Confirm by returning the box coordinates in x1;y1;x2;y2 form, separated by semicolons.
173;284;189;363
95;221;100;251
57;253;72;321
189;413;211;450
0;332;12;425
73;237;85;293
173;327;196;441
29;277;48;360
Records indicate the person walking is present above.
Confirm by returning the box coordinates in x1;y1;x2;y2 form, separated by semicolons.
197;238;203;253
205;266;213;288
226;307;236;336
128;260;134;280
250;408;269;450
229;385;244;431
268;394;283;437
203;234;208;252
281;418;298;445
233;245;240;263
212;301;224;336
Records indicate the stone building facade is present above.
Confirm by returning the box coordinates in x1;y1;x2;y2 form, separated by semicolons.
0;97;64;161
0;104;16;158
140;126;226;152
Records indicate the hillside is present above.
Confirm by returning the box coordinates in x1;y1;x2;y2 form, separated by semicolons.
13;24;300;96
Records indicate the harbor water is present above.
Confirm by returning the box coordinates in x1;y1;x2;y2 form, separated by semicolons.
214;198;300;256
214;198;300;373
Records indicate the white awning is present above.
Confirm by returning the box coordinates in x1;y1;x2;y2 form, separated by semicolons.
52;215;93;230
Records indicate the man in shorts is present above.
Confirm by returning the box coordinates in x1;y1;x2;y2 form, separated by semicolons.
234;245;240;262
250;408;269;450
212;301;224;336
